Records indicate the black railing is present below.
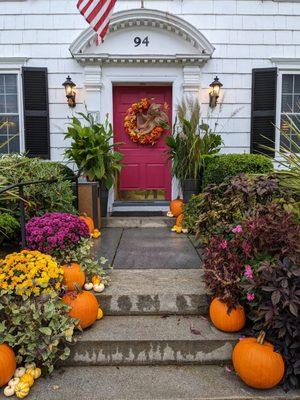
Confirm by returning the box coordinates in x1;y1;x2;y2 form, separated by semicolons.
0;175;79;249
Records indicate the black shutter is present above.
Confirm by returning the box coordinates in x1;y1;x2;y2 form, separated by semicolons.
250;68;277;157
22;67;50;159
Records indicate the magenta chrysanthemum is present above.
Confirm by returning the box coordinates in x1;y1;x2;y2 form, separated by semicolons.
25;212;89;255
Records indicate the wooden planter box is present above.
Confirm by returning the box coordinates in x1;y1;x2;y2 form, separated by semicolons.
78;182;101;229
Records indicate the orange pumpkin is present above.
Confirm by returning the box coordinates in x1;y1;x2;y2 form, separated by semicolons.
209;298;246;332
170;197;184;217
62;263;86;291
63;290;99;329
176;214;184;227
0;343;16;387
233;331;285;389
79;213;94;234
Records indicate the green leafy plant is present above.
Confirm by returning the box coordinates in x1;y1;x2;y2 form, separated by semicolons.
202;154;273;189
0;290;77;373
242;257;300;390
190;173;295;241
166;98;222;187
0;155;75;221
57;238;109;283
0;212;19;244
64;111;123;189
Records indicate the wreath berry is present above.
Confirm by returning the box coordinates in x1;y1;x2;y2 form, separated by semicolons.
124;98;169;145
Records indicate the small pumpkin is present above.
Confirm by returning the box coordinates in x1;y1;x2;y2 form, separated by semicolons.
233;331;285;389
8;377;20;389
84;282;93;291
0;344;16;388
170;197;184;217
14;368;25;378
27;367;41;380
209;298;246;332
62;263;86;291
4;386;15;397
93;283;105;293
62;289;99;329
176;214;184;227
92;229;101;239
97;308;104;320
79;213;94;234
15;382;30;399
20;374;34;388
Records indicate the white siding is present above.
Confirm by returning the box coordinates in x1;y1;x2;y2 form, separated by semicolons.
0;0;300;158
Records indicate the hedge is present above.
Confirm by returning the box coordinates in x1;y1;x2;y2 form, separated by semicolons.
202;154;274;189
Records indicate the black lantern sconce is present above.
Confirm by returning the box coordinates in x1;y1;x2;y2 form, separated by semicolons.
209;76;223;108
62;76;76;108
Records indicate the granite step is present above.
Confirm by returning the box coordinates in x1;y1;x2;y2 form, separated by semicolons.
6;365;299;400
97;269;208;315
102;216;175;228
64;315;238;366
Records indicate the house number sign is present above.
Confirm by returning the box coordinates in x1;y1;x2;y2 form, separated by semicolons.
134;36;149;47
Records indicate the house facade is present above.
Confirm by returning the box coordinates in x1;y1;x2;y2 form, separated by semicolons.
0;0;300;211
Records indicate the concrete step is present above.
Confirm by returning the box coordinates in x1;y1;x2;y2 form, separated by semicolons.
97;269;208;315
64;315;238;366
102;216;175;228
6;365;299;400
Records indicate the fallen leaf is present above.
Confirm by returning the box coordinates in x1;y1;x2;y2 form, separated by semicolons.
190;324;202;335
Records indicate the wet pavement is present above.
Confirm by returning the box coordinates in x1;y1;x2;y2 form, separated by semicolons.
92;228;202;269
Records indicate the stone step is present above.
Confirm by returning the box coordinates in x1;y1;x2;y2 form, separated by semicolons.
102;216;175;228
6;365;299;400
64;315;238;366
97;269;208;315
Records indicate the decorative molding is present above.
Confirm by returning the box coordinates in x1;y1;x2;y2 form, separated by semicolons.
84;65;102;91
182;65;201;94
0;57;29;69
70;9;214;65
270;57;300;70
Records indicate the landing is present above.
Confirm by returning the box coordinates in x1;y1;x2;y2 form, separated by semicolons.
92;227;202;269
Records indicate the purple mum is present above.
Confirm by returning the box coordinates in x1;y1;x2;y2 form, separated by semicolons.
25;212;89;255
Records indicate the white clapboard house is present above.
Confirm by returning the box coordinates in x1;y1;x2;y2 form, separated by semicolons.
0;0;300;211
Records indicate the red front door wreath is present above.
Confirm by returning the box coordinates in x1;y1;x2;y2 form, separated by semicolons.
124;98;169;145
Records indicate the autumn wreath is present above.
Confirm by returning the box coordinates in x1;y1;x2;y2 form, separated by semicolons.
124;98;169;145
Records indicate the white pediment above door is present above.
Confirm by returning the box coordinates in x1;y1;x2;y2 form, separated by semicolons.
70;9;214;64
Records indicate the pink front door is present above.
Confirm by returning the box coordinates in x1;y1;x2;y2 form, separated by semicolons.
113;85;172;200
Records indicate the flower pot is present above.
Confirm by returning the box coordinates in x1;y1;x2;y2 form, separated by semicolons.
182;178;201;203
100;182;109;218
78;181;101;228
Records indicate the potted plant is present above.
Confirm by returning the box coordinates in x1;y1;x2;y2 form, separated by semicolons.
166;98;222;202
64;111;122;217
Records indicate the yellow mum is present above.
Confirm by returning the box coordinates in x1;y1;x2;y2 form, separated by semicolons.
0;250;63;296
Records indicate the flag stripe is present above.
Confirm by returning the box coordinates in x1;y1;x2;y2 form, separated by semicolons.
77;0;116;42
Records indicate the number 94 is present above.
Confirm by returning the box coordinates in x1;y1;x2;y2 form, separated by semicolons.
134;36;149;47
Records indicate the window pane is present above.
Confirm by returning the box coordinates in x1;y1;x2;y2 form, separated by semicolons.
282;75;293;93
0;135;8;154
281;95;293;112
295;75;300;94
294;95;300;113
0;76;4;94
8;135;20;153
0;95;5;113
5;75;17;94
5;94;18;113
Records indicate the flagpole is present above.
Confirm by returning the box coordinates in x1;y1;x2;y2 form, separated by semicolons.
141;0;144;8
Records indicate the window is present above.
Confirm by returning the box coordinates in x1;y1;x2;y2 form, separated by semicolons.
280;74;300;152
0;74;20;154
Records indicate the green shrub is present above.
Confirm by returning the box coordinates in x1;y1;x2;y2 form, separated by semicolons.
0;212;20;244
0;156;75;241
202;154;273;189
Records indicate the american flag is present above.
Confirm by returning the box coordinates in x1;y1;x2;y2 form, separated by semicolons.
77;0;117;44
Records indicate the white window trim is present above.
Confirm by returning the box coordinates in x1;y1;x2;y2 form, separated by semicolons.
0;58;28;154
272;58;300;158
